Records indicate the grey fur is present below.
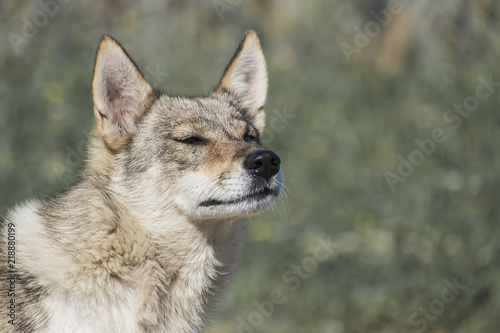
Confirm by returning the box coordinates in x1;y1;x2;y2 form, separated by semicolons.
0;31;282;332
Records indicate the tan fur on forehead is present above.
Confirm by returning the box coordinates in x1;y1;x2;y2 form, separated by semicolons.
151;94;254;133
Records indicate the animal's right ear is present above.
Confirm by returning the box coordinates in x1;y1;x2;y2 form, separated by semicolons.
92;35;155;151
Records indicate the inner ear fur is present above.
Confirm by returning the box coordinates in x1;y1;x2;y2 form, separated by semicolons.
216;30;268;134
92;35;155;151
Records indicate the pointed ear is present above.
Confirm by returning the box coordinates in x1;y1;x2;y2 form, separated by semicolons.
216;30;267;133
92;35;155;151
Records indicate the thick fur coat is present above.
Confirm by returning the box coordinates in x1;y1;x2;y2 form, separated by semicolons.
0;31;283;332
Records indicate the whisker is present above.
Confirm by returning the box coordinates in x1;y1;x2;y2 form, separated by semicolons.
276;178;291;226
196;175;222;203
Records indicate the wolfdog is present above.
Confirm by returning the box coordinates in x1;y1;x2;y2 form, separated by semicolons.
0;30;283;332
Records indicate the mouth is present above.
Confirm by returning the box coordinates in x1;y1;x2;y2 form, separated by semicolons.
200;187;278;207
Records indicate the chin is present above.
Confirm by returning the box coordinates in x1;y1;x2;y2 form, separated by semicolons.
175;167;284;221
198;189;280;220
180;181;282;221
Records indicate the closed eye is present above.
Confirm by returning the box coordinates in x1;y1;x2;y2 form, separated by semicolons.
176;136;206;145
244;133;260;143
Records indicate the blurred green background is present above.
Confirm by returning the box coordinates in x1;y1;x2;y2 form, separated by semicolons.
1;1;500;332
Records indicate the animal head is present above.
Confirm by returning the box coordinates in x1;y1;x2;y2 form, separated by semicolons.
91;31;283;221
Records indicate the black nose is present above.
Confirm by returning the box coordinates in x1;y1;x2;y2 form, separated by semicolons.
243;150;281;181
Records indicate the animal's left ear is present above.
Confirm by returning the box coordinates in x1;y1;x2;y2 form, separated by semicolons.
216;30;267;133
